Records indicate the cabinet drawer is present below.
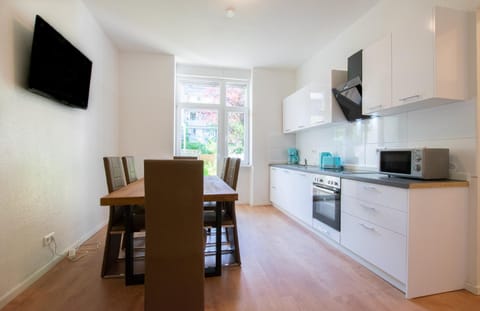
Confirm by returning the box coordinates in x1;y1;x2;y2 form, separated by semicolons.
342;179;408;212
342;196;407;235
341;212;407;283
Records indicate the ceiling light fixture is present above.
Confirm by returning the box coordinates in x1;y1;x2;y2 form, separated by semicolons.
226;8;235;18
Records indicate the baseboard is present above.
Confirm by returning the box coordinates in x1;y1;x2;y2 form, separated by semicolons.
465;282;480;295
0;221;106;309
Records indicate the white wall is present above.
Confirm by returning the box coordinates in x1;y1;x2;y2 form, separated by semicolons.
0;0;119;307
118;52;175;176
294;0;480;294
250;68;296;205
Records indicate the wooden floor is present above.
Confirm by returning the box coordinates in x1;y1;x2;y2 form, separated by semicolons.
4;205;480;311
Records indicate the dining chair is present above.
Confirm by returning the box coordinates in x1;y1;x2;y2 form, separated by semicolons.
121;156;137;184
102;157;145;278
204;157;230;212
144;160;204;311
204;157;241;265
173;156;199;160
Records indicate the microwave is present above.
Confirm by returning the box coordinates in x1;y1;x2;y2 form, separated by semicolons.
379;148;449;179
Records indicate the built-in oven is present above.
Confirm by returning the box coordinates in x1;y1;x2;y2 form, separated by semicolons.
312;174;341;241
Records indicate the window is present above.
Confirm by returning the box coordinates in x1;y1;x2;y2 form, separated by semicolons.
175;74;250;176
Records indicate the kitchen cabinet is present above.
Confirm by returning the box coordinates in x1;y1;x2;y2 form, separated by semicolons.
282;70;347;133
290;171;312;226
392;6;469;111
269;167;281;206
363;6;470;116
282;88;309;133
269;167;312;227
362;34;392;114
341;179;468;298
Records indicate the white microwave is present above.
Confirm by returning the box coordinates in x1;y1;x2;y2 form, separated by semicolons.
379;148;449;180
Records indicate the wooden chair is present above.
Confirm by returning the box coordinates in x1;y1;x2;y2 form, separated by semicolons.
173;156;199;160
102;157;145;278
204;157;241;265
121;156;137;184
144;160;204;311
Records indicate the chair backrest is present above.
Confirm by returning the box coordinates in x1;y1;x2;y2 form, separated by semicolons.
103;157;126;193
173;156;198;160
220;157;229;181
144;160;204;311
122;156;137;184
224;157;240;190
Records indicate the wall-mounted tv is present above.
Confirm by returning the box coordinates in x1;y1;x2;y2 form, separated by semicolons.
27;15;92;109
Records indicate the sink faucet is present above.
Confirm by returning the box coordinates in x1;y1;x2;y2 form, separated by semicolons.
304;158;308;168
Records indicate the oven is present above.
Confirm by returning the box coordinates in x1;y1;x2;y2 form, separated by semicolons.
312;174;341;232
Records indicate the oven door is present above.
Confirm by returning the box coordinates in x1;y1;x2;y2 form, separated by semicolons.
312;184;341;231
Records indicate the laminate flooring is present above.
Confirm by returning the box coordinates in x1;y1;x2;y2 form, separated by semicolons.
4;205;480;311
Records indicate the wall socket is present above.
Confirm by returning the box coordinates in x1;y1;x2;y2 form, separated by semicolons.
43;232;55;246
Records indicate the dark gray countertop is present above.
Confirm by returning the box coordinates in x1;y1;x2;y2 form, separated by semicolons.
270;164;468;189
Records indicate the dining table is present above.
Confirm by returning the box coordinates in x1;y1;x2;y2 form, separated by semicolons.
100;175;238;285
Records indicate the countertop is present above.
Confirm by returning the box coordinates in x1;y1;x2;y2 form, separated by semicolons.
271;164;469;189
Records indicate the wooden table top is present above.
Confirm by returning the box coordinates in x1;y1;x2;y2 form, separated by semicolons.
100;175;238;206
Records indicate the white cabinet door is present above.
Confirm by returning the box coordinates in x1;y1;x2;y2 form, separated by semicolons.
391;6;468;108
282;71;347;133
391;5;434;106
363;34;392;114
290;171;312;226
341;212;407;283
276;168;293;213
282;89;308;133
270;167;280;205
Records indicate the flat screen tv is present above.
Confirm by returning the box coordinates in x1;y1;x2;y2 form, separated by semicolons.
28;15;92;109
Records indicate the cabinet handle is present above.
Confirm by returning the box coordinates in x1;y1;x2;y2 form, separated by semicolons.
316;227;329;235
399;94;421;101
368;104;382;110
360;204;376;212
360;223;376;231
363;185;379;192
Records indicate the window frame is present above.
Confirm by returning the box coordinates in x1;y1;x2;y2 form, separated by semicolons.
175;75;251;172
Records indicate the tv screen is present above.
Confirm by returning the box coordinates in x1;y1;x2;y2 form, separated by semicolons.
28;15;92;109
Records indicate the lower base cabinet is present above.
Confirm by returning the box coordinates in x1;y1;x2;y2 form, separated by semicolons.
269;167;469;299
341;212;407;283
341;179;468;298
270;167;313;227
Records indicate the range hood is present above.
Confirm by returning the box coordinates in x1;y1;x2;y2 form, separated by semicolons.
332;50;370;122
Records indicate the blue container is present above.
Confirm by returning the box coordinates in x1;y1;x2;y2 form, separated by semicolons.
319;152;332;169
320;152;342;169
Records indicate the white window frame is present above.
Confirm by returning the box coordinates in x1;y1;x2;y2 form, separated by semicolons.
175;74;251;172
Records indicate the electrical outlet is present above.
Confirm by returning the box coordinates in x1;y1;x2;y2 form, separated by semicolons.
68;248;76;258
43;232;55;246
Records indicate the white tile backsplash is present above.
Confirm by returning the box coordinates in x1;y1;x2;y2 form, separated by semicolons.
383;113;408;144
407;99;476;142
295;100;476;174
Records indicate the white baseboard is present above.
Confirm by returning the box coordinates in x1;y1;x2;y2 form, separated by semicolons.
0;222;106;309
465;282;480;295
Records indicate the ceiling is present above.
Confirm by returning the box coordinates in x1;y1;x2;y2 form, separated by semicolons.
82;0;380;69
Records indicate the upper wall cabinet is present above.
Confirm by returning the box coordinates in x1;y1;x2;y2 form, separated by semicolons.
363;6;471;116
283;70;347;133
363;34;392;114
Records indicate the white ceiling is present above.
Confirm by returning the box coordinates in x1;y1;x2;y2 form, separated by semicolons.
83;0;380;69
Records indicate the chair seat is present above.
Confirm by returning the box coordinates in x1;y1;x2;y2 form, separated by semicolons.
203;210;230;227
203;201;216;211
